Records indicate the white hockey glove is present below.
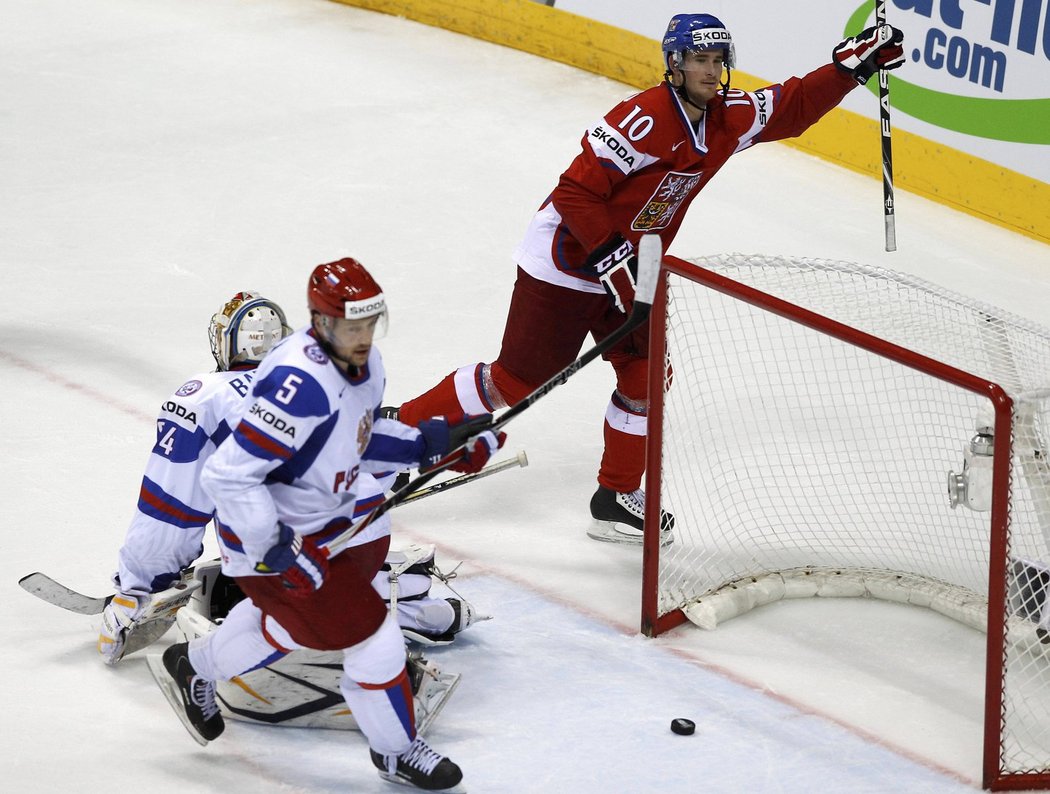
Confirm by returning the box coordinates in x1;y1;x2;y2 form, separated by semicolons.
97;593;146;665
587;234;637;314
832;24;905;85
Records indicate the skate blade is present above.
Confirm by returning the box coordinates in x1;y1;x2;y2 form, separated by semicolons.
146;653;210;747
377;770;467;793
587;519;673;547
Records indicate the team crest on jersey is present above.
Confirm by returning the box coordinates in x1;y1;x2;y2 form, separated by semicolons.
305;344;328;365
357;412;373;455
175;380;202;397
631;170;703;231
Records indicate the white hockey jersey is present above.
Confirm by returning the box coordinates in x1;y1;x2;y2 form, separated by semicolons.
200;328;426;578
116;368;258;594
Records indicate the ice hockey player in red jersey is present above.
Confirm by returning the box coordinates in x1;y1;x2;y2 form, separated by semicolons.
393;13;905;545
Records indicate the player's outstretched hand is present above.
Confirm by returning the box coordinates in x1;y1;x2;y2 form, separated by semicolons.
833;24;905;84
255;523;329;596
452;426;506;474
587;234;637;314
418;414;507;474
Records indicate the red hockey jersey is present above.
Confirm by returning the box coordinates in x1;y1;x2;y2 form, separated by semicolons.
513;62;858;293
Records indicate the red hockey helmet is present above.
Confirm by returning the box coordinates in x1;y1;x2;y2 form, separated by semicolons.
307;257;388;337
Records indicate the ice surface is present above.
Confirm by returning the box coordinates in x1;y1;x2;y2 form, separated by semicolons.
3;0;1048;791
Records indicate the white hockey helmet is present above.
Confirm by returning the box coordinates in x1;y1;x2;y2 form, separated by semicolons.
208;291;292;371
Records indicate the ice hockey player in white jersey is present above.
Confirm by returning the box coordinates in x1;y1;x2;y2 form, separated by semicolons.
157;258;504;791
99;291;479;666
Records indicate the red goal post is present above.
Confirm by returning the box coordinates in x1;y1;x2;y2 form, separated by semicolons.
641;253;1050;790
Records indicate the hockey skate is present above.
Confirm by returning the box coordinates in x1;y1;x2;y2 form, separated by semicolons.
587;486;675;547
370;735;464;791
147;641;224;745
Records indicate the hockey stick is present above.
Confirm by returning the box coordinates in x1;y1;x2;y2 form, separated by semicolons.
17;455;529;615
18;572;111;614
876;0;897;252
323;233;663;556
398;450;528;506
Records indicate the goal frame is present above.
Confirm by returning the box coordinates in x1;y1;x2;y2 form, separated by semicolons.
640;255;1034;791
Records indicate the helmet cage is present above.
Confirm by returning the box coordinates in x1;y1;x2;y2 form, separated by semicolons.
209;291;292;371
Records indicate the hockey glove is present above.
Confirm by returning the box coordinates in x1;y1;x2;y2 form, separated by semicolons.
254;523;329;597
833;24;905;85
418;414;507;474
97;592;145;665
587;234;637;314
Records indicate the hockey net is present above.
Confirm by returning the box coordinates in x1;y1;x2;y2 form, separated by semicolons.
642;253;1050;790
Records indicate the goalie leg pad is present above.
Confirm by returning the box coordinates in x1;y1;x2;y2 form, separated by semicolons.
188;597;292;682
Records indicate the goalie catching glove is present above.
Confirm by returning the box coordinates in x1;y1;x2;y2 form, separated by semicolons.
418;413;507;475
254;523;330;596
832;24;905;85
587;234;637;314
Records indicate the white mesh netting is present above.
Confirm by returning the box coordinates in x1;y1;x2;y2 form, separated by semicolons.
653;253;1050;782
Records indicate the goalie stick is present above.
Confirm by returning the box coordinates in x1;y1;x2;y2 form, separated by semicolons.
18;572;111;615
322;234;663;557
19;571;200;619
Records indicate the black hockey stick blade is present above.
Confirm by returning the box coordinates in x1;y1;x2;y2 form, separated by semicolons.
18;572;111;614
322;235;663;557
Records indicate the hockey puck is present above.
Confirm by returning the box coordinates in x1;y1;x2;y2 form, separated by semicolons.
670;718;695;736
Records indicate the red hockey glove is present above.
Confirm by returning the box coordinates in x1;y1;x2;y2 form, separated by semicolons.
254;523;329;597
418;414;507;474
452;426;506;474
587;234;637;314
833;24;905;85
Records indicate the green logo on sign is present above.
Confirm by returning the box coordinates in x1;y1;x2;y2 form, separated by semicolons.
846;1;1049;144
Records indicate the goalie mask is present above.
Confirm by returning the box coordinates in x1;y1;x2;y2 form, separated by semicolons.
209;291;292;371
662;13;735;96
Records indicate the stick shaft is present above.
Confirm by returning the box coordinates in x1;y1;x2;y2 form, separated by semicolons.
399;451;527;505
876;0;897;252
322;235;663;556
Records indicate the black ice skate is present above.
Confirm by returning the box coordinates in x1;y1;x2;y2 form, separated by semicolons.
370;735;464;791
587;486;674;547
148;641;225;745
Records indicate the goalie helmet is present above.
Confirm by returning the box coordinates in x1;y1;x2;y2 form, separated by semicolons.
307;257;388;339
662;13;737;71
208;291;292;371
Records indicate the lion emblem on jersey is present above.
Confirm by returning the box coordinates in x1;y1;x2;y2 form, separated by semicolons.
632;170;703;231
357;412;373;455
